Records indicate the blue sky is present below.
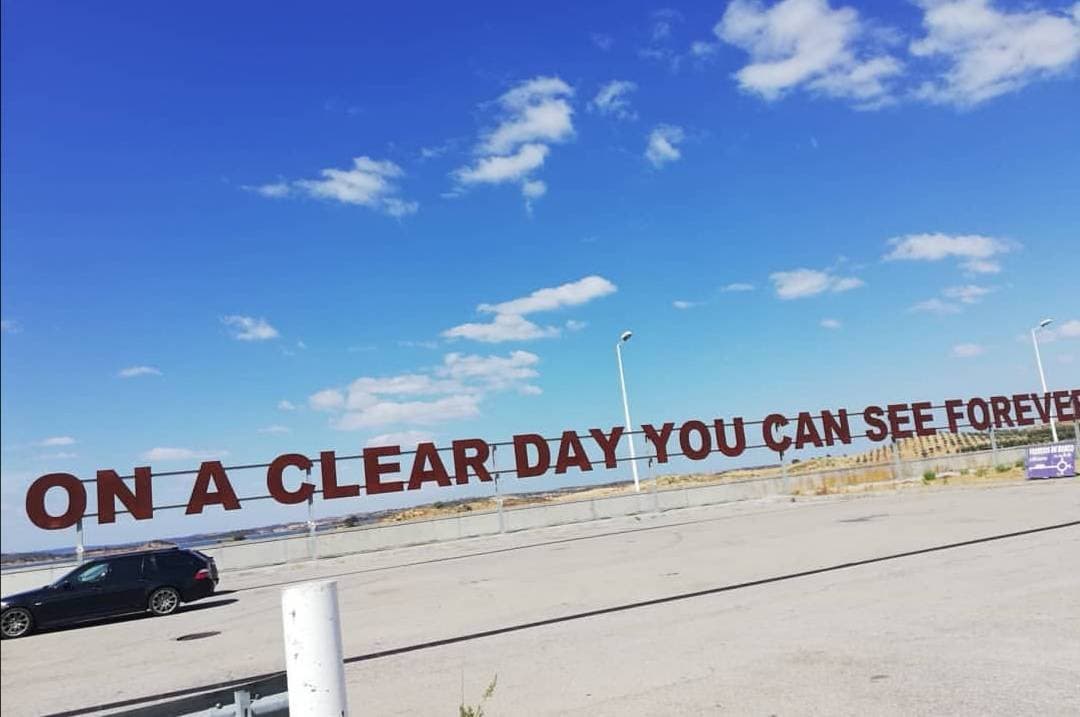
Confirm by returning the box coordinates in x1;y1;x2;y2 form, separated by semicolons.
2;0;1079;550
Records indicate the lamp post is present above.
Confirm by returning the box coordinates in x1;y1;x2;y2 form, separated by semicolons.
615;330;640;492
1031;318;1058;443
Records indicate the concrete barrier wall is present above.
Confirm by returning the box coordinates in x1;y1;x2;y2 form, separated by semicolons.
2;443;1065;597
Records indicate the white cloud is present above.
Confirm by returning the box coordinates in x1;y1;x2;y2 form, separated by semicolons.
592;33;615;51
118;365;162;378
769;268;865;299
444;276;617;343
366;430;436;448
312;350;541;431
478;275;618;316
250;156;418;216
910;298;962;314
334;395;481;430
645;124;685;167
39;451;78;460
565;319;587;331
942;284;992;304
453;76;574;207
442;313;560;343
247;181;291;198
1060;319;1080;338
455;143;549;184
141;447;229;462
722;282;756;292
883;233;1017;271
258;425;291;435
910;0;1080;107
691;40;721;58
1042;318;1080;342
673;300;698;309
38;436;76;447
438;350;540;392
1;319;20;334
309;389;346;412
222;315;280;341
716;0;903;107
590;80;638;120
522;179;547;199
278;400;297;411
820;318;842;329
951;342;985;358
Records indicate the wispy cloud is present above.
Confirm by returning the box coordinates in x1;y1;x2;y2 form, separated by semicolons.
141;447;230;462
769;268;865;299
366;430;436;448
38;436;76;447
645;124;685;168
942;284;993;304
0;319;20;334
442;313;560;343
884;233;1017;273
258;425;291;435
310;350;541;430
721;282;756;292
951;342;985;358
673;300;698;309
589;80;638;120
910;298;962;315
222;315;280;341
246;156;418;217
910;0;1080;107
820;318;842;329
715;0;903;108
453;76;574;209
277;400;297;411
118;365;162;378
443;275;616;343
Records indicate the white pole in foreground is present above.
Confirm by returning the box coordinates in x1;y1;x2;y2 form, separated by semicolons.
282;580;349;716
1031;319;1059;443
615;330;640;492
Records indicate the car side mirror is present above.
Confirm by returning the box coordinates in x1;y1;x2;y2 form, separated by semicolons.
60;580;73;591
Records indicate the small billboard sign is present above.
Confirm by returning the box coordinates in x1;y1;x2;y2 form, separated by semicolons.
1026;443;1077;480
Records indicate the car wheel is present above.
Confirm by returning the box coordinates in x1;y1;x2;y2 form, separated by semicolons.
148;587;181;616
1;607;34;639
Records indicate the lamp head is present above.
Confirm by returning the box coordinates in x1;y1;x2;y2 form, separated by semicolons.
620;330;633;343
1038;318;1054;329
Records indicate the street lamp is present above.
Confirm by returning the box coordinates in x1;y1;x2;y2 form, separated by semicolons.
615;330;640;492
1031;318;1058;443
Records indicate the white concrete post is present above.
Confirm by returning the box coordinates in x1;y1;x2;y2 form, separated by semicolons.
75;518;85;564
281;580;349;716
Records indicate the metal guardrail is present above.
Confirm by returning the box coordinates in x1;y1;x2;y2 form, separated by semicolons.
87;673;289;717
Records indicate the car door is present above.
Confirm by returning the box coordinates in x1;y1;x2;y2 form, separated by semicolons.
34;561;112;625
93;555;150;615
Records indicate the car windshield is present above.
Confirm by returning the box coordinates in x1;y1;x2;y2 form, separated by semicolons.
50;561;108;586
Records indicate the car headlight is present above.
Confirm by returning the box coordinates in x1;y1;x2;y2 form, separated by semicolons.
0;601;8;609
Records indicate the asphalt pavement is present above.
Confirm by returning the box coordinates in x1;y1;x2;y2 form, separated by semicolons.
2;480;1078;716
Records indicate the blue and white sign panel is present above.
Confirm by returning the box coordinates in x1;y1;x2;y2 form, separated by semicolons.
1026;443;1076;480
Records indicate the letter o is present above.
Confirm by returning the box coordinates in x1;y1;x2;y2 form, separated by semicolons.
26;473;87;530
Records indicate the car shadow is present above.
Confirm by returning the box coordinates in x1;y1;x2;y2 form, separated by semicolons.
27;596;238;637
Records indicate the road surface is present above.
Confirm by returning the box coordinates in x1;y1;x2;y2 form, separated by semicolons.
2;480;1078;715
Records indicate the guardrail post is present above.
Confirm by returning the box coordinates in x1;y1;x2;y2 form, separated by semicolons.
307;488;318;562
491;444;505;534
75;518;85;564
282;580;349;716
650;457;660;513
891;440;902;482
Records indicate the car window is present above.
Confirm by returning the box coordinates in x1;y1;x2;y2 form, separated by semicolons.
155;551;196;571
74;563;109;584
107;556;144;582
